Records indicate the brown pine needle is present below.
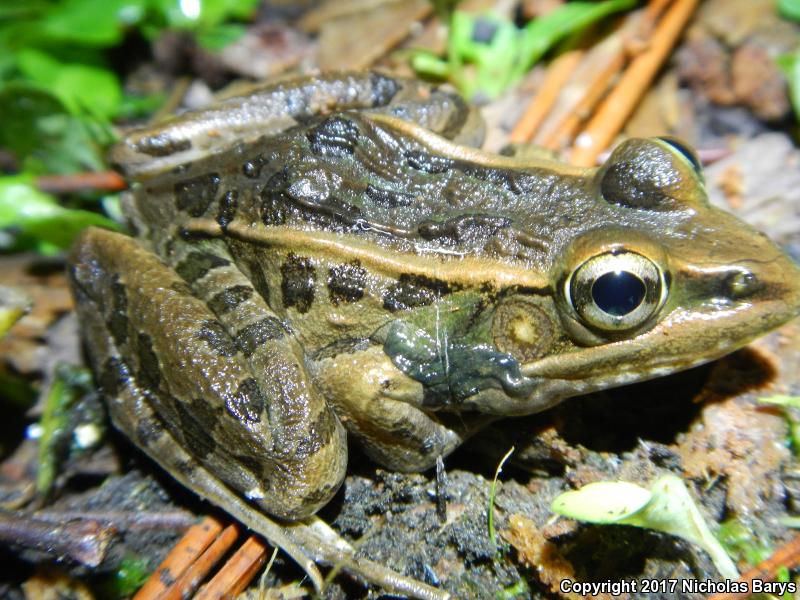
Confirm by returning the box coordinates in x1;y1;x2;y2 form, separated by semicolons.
569;0;700;166
36;171;127;194
158;523;241;600
133;516;223;600
536;36;626;150
195;536;270;600
509;49;585;143
707;534;800;600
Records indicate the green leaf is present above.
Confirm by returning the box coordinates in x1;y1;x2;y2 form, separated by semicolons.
150;0;258;30
196;22;246;50
0;175;120;251
0;285;31;340
0;2;51;20
515;0;636;80
760;394;800;408
414;0;635;99
779;0;800;22
39;0;130;46
0;84;109;174
552;475;740;580
410;51;452;78
551;481;652;523
16;48;122;118
197;0;259;26
37;363;95;498
777;50;800;120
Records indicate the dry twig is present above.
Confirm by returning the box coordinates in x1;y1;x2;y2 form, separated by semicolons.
195;535;270;600
36;171;127;194
569;0;699;166
133;516;223;600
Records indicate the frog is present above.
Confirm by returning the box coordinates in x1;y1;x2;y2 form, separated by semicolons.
68;71;800;595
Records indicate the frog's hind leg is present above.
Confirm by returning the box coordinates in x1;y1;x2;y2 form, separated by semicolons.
69;226;347;521
68;227;328;588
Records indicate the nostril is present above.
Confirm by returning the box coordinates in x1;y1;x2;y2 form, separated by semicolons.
726;270;760;299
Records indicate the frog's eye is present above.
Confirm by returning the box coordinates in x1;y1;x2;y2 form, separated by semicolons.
656;136;702;175
566;251;667;332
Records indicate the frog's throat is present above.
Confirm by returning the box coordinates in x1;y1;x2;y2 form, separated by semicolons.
186;219;551;291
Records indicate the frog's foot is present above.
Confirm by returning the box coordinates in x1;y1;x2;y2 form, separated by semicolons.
313;344;469;472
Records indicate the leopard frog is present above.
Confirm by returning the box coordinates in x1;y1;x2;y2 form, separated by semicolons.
69;71;800;564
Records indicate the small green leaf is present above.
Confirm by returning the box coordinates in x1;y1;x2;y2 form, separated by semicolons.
0;285;31;340
716;520;772;566
760;394;800;408
552;481;652;523
410;52;452;78
37;363;95;498
779;0;800;22
38;0;148;46
196;22;246;50
150;0;258;30
552;475;740;580
0;84;109;174
16;48;122;118
515;0;635;80
777;49;800;121
0;175;120;251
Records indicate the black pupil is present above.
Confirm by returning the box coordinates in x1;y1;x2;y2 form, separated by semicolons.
591;271;646;316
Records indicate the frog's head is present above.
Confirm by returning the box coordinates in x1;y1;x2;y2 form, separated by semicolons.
488;138;800;413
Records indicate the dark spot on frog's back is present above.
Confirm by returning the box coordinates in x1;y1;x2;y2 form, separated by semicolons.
248;263;271;303
242;154;269;178
295;410;336;459
418;214;511;242
364;184;414;208
260;169;289;226
176;399;219;459
281;254;316;313
133;133;192;157
208;285;253;315
383;274;452;311
405;150;453;174
136;416;165;446
197;320;237;357
328;261;367;304
176;252;231;283
216;190;238;229
174;173;220;218
136;333;161;391
233;454;269;480
100;357;131;398
234;317;286;357
226;378;266;425
108;276;129;345
307;117;360;156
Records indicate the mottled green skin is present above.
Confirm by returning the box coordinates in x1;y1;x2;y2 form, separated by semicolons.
70;72;800;525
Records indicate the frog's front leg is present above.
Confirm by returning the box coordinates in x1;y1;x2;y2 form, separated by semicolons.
312;345;480;472
69;227;347;520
